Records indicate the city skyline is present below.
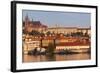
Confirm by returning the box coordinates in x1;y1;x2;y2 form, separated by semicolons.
23;10;91;28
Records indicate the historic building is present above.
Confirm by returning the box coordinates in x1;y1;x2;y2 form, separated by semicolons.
23;15;47;33
77;28;91;36
56;41;90;53
47;27;77;34
47;27;90;36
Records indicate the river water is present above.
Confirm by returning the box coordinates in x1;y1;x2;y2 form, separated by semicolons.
23;53;91;63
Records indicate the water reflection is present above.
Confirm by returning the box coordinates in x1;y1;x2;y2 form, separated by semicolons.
23;53;90;63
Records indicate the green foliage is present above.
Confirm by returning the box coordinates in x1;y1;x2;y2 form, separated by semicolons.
46;31;51;35
29;30;41;35
47;43;55;55
23;29;28;34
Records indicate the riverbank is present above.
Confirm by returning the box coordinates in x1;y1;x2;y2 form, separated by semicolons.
23;53;91;62
24;49;90;55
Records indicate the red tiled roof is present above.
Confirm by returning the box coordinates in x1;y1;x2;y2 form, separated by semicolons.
43;36;54;40
56;42;90;46
42;36;79;40
57;37;78;40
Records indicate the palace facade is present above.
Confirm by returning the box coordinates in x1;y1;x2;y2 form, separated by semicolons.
47;27;90;36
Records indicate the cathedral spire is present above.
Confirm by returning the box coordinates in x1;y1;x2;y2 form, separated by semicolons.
25;14;29;21
32;18;33;22
25;14;29;27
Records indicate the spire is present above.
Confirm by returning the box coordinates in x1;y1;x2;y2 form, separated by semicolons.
25;14;29;21
32;18;33;22
25;14;29;26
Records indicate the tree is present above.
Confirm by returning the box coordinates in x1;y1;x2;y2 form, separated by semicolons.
46;43;55;55
40;32;45;37
29;30;40;36
75;32;83;37
23;29;29;34
46;31;51;36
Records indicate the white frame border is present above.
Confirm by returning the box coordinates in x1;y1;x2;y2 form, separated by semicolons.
16;3;96;70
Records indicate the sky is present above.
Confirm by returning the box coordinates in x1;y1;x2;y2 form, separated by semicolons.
22;10;91;28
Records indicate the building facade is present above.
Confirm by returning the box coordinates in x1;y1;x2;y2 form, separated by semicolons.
47;27;91;36
23;15;47;33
